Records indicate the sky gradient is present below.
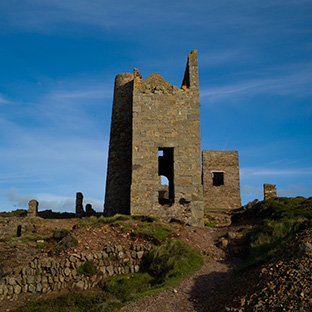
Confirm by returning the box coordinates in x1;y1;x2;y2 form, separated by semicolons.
0;0;311;212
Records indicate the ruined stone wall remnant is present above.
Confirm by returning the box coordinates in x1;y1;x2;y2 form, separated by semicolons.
28;199;38;217
75;192;84;218
0;244;150;301
264;184;277;200
202;151;241;209
85;204;96;217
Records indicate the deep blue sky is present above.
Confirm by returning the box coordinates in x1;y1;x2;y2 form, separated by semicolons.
0;0;311;212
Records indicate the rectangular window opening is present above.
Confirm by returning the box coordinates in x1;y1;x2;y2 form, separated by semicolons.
158;148;174;205
212;172;224;186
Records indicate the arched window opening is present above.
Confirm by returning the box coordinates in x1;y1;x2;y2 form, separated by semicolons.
158;148;174;205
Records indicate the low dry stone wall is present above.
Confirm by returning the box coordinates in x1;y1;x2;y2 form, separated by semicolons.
0;244;151;301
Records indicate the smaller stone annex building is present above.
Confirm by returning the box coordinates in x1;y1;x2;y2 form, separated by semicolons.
104;50;241;226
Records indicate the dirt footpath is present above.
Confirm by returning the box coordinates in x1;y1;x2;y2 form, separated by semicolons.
125;219;243;312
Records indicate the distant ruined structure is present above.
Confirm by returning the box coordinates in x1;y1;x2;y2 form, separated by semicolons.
75;192;96;218
75;192;84;218
104;50;241;226
28;199;38;217
264;184;277;200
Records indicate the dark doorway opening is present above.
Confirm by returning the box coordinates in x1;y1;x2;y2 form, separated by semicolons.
17;225;22;237
158;148;174;205
212;172;224;186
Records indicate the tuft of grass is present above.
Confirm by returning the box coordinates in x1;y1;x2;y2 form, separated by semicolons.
91;299;124;312
0;271;11;279
147;239;203;283
78;260;98;276
103;273;154;302
131;222;176;245
204;220;217;227
78;215;131;226
52;228;70;241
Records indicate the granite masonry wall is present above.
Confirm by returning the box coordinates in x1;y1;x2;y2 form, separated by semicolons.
104;51;204;226
0;216;41;240
0;244;150;301
104;73;134;216
264;184;277;200
202;150;241;209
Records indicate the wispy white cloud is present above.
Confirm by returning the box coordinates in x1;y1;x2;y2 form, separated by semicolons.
3;0;309;37
241;184;262;198
201;62;312;103
0;0;195;33
241;167;312;177
48;82;113;101
277;184;312;197
199;49;247;67
0;94;11;105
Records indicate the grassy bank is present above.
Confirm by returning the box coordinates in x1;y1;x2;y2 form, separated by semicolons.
234;197;312;270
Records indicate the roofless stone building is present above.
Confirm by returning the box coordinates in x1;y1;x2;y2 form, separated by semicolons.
104;50;241;226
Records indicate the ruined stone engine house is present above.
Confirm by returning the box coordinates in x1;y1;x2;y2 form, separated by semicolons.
104;50;241;226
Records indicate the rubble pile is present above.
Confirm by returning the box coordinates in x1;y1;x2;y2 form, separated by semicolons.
209;226;312;311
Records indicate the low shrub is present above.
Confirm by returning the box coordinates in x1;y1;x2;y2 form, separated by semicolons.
52;228;70;241
147;239;203;283
78;260;97;276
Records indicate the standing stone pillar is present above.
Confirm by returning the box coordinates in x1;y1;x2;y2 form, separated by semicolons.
264;184;277;200
28;199;38;217
75;192;84;218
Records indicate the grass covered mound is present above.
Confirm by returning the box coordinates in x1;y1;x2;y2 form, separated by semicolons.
232;196;312;222
78;214;176;244
232;197;312;269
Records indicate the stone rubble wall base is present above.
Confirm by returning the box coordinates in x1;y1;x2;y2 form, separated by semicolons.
0;244;151;301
